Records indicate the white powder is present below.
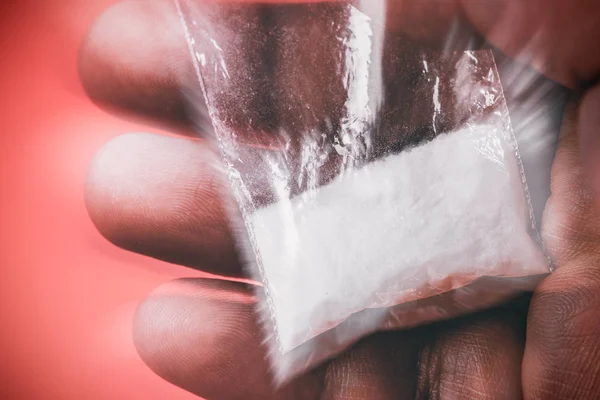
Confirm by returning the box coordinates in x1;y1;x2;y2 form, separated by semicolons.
250;123;549;356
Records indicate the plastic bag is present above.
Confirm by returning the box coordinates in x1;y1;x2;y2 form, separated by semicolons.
175;0;552;384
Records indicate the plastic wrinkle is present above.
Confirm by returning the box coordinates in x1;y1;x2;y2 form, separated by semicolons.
176;0;552;385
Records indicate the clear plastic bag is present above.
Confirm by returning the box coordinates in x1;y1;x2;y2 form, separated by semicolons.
176;0;551;384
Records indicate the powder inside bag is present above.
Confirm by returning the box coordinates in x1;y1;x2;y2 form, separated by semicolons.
250;123;549;354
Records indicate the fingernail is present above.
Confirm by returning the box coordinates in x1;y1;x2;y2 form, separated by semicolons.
579;84;600;195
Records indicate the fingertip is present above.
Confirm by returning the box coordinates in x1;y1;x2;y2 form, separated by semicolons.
78;0;194;130
131;278;283;399
84;132;243;276
131;279;185;375
132;278;255;367
84;132;152;242
84;132;187;243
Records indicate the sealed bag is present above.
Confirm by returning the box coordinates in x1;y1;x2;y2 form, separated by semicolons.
176;0;552;384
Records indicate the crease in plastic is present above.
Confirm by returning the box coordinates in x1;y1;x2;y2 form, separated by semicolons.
175;0;551;385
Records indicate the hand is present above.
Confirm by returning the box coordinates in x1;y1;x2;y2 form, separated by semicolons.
81;1;600;398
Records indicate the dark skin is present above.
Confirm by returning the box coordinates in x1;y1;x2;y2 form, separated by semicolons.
80;1;600;398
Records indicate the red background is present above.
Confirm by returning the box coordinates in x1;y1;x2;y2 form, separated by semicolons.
0;1;202;399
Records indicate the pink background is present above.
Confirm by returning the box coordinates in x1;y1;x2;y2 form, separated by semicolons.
0;1;202;398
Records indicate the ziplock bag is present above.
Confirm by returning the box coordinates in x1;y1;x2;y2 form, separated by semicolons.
175;0;552;384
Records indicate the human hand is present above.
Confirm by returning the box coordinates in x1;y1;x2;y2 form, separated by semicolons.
81;1;600;398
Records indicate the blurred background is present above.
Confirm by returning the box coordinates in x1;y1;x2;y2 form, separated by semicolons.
0;1;201;398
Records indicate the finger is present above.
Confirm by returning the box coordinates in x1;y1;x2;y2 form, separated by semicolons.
80;0;478;139
81;0;600;138
461;0;600;88
416;299;528;400
133;278;421;399
182;2;277;137
385;0;482;50
79;0;200;134
523;102;600;399
133;278;323;399
85;132;243;277
386;0;600;88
